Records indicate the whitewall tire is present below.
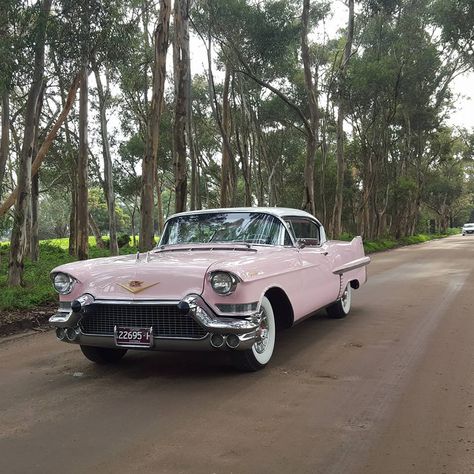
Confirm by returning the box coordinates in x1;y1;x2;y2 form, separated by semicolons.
232;296;276;371
327;284;352;319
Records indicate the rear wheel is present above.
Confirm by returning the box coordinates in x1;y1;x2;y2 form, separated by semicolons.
326;284;352;319
232;296;276;372
80;345;128;364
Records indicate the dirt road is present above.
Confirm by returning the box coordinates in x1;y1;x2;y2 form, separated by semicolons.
1;236;473;474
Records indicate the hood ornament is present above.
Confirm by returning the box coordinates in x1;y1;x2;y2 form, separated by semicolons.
117;280;159;294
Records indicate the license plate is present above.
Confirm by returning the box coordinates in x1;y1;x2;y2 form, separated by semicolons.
114;326;153;348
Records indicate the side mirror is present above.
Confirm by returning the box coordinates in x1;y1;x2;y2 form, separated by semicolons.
296;238;306;249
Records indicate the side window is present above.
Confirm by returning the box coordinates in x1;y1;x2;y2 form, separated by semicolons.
285;218;321;246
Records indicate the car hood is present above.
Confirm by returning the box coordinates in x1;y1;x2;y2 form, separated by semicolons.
52;246;261;301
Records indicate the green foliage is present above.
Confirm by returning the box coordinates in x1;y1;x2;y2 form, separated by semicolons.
0;238;137;311
432;0;474;68
362;232;459;253
117;233;131;247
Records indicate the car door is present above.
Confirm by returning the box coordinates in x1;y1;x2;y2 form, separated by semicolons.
285;216;340;318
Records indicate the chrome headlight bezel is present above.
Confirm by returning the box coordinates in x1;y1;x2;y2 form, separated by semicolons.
51;272;75;295
209;271;240;296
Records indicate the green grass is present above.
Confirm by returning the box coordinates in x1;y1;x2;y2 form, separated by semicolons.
0;229;460;312
0;237;137;311
351;228;460;254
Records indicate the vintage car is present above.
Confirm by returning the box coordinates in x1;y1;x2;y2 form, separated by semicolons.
49;208;370;371
462;223;474;236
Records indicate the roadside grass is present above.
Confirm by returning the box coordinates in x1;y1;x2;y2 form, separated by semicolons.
0;229;460;312
0;237;137;311
340;228;460;253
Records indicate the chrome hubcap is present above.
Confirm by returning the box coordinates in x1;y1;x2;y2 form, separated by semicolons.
255;311;269;354
342;289;349;305
341;286;351;312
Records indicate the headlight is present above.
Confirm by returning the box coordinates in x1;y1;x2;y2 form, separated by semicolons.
210;271;239;295
52;272;75;294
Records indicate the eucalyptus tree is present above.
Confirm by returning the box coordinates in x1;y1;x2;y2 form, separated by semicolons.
342;0;463;238
173;0;192;213
9;0;52;286
432;0;474;70
0;0;15;200
331;0;355;237
139;0;171;251
193;0;318;209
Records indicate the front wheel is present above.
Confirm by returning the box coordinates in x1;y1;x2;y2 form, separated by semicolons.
80;345;128;364
232;296;276;372
326;284;352;319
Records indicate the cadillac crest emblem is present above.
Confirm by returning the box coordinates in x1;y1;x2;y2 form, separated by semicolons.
117;280;159;294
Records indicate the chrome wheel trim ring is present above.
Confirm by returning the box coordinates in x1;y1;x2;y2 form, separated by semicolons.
341;285;352;313
251;298;275;365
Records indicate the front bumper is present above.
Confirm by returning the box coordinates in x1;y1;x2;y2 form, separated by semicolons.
49;294;262;352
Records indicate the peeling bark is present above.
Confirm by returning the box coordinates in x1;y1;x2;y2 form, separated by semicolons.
76;65;89;261
0;92;10;200
93;63;119;255
173;0;191;213
332;0;354;237
8;0;51;286
140;0;171;251
301;0;318;216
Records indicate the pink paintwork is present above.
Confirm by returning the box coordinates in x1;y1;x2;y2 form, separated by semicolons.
49;208;370;370
52;208;368;322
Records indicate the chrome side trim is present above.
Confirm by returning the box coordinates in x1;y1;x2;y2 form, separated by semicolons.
332;256;371;275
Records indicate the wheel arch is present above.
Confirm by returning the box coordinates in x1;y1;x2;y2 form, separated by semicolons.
263;287;294;330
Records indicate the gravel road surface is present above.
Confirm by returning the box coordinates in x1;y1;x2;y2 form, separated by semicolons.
0;236;473;474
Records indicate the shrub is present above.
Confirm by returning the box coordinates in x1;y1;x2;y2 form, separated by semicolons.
117;233;131;248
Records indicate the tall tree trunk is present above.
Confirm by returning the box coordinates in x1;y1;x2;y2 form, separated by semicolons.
185;12;198;211
173;0;191;213
140;0;171;251
76;65;89;260
220;66;235;207
301;0;318;216
0;92;9;200
205;40;236;208
332;0;354;236
93;64;119;255
156;175;164;234
69;175;77;256
0;73;80;218
8;0;51;286
89;212;105;248
236;83;252;207
29;86;45;262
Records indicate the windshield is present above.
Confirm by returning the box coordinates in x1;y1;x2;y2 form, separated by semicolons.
160;212;289;246
464;223;474;228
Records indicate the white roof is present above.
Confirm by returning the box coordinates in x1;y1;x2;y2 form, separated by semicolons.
170;207;322;224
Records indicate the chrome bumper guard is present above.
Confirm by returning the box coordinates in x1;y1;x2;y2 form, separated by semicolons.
49;294;262;351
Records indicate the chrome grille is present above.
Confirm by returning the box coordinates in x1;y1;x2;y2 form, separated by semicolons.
79;304;207;339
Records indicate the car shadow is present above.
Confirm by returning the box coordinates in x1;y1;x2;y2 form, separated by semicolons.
78;306;369;382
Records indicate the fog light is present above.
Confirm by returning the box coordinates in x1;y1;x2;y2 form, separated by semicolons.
210;333;225;348
66;327;79;342
226;334;240;349
56;328;66;341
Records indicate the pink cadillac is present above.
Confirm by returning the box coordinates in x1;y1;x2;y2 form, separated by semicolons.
49;208;370;371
